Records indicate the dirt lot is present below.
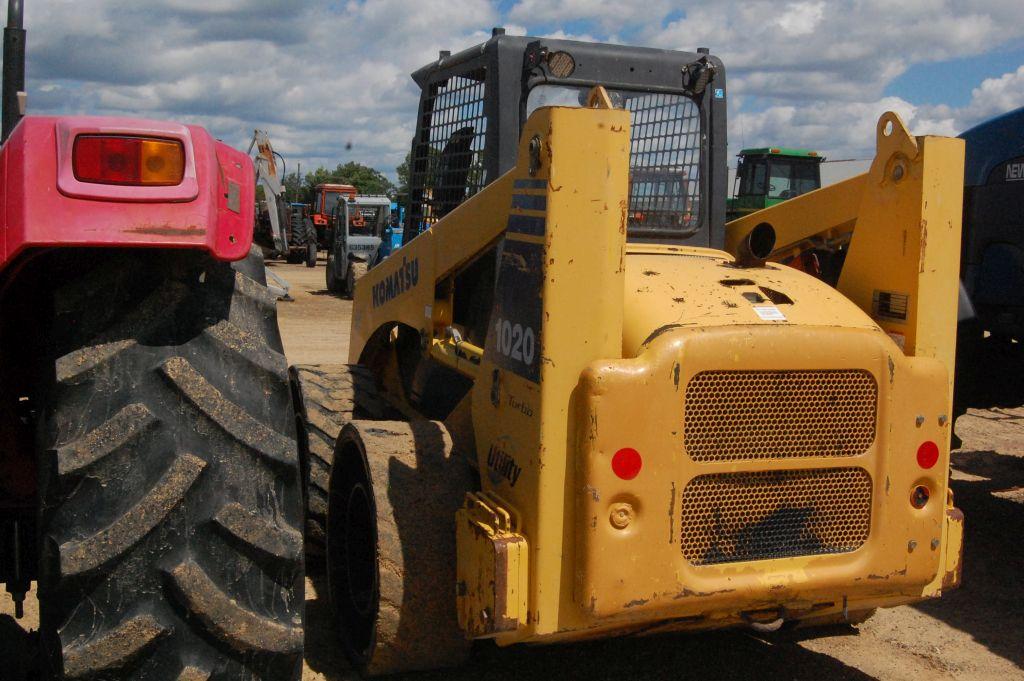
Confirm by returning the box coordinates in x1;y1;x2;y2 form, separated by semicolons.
3;259;1022;680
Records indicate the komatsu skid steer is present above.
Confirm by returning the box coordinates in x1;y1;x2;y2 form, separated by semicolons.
291;32;966;676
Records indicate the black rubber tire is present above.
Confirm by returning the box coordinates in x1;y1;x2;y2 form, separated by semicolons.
345;261;368;301
285;250;303;264
36;247;305;680
304;223;318;268
327;420;472;676
325;249;344;294
289;365;387;564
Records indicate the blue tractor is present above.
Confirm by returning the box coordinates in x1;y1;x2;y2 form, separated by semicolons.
381;200;405;257
959;107;1024;340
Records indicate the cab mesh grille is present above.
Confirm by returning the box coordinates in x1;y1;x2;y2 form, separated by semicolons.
684;369;877;462
680;468;872;565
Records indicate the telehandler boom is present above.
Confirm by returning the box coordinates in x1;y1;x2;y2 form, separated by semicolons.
290;33;966;676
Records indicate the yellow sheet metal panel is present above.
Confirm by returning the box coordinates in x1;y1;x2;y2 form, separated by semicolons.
837;113;964;401
575;324;953;625
468;104;631;639
619;249;879;357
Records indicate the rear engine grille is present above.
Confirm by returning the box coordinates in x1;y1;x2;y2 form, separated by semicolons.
684;370;877;462
680;468;872;566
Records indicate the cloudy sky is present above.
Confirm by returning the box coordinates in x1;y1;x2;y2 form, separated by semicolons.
15;0;1024;179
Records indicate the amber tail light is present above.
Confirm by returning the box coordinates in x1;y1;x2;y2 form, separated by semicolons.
73;135;185;186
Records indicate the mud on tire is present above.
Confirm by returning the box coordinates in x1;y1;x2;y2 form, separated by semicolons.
327;420;472;676
345;261;368;300
37;247;304;680
289;365;386;564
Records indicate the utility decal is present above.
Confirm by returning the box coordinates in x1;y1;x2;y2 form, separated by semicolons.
371;256;419;308
485;239;544;382
486;441;523;487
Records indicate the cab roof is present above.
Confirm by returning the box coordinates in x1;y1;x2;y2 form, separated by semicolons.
738;147;822;159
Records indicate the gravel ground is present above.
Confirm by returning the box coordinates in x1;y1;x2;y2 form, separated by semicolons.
3;259;1021;681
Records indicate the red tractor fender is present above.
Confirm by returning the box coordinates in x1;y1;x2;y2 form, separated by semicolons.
0;115;254;271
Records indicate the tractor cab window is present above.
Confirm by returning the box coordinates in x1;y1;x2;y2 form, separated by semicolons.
767;158;819;199
348;205;385;237
321;191;344;217
526;84;702;238
737;157;768;197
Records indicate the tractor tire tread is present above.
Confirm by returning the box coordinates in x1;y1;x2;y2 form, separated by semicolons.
38;247;304;680
290;364;387;560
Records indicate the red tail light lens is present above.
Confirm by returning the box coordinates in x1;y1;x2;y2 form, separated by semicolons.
611;447;642;480
917;441;939;469
73;135;185;186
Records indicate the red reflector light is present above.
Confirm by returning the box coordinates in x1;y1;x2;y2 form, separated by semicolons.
611;448;642;480
73;135;185;186
917;441;939;469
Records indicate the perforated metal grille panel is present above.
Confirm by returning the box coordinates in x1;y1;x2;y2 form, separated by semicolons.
625;93;702;237
410;69;488;231
684;370;877;462
680;468;872;565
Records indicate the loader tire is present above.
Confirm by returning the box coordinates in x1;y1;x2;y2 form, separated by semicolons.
289;364;387;563
345;261;368;300
327;420;472;676
37;247;304;680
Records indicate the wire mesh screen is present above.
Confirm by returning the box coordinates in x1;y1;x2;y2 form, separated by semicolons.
409;69;488;232
625;93;702;237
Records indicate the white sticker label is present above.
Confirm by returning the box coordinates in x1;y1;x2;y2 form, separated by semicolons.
753;305;787;321
887;331;906;350
424;305;433;320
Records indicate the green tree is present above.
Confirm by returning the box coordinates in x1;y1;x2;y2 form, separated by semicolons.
282;171;303;202
301;162;396;202
395;151;410;196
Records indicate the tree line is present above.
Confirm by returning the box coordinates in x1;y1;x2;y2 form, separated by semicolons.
280;160;409;205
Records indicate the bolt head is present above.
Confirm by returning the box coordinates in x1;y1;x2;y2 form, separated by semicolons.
609;502;634;529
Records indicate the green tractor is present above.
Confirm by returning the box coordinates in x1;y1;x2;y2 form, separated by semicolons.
727;147;824;221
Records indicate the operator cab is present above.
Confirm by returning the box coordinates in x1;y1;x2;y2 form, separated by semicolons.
404;30;727;247
728;148;823;222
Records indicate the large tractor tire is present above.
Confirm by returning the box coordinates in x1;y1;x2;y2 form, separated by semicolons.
289;365;387;563
37;248;305;680
304;222;318;269
327;420;473;676
345;261;369;300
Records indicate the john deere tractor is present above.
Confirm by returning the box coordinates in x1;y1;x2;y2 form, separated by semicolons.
727;147;824;221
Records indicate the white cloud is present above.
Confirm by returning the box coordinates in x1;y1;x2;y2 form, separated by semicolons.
775;1;825;37
8;0;1024;179
20;0;497;176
